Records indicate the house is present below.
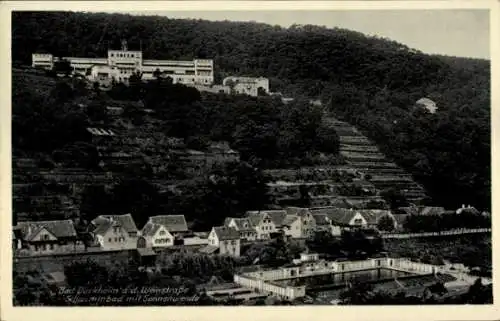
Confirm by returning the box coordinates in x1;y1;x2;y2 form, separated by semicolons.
456;204;480;215
245;210;285;240
310;207;367;230
222;76;270;97
280;215;303;239
15;219;82;255
145;215;189;243
357;210;396;230
138;222;175;248
397;206;445;216
207;226;241;257
284;207;317;239
311;212;343;236
416;97;438;114
91;214;139;250
224;217;257;241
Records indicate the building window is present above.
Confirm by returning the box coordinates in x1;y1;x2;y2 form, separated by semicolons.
42;234;50;241
354;219;363;225
42;244;46;251
49;244;54;250
108;238;112;243
159;230;166;236
231;240;236;245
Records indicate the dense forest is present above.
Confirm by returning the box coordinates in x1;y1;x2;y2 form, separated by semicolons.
12;11;490;210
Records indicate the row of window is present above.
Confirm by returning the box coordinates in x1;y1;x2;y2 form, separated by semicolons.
155;238;171;244
110;52;140;58
108;237;125;243
33;243;56;251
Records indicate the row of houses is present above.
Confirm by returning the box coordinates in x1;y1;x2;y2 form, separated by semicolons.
13;204;485;258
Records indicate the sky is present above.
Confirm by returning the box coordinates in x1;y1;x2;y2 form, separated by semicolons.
127;10;490;60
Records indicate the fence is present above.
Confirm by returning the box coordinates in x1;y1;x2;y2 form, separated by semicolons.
381;228;491;239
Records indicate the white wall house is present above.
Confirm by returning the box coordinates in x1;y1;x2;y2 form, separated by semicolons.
207;226;241;257
139;223;175;248
91;214;139;250
222;76;270;97
224;217;258;241
32;41;214;87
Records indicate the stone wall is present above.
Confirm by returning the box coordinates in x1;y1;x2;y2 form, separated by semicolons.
14;249;135;273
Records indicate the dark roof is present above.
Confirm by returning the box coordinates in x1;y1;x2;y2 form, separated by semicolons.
285;207;312;218
149;215;188;232
92;214;138;235
199;245;219;254
137;248;157;256
246;210;287;226
312;213;329;226
282;215;299;226
213;226;240;240
310;207;356;225
17;220;77;241
419;206;445;216
141;223;163;237
231;218;255;232
358;210;393;225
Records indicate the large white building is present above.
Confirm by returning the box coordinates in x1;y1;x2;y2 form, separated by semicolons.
32;41;214;86
222;76;270;96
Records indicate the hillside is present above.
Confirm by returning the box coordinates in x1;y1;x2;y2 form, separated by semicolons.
11;11;491;210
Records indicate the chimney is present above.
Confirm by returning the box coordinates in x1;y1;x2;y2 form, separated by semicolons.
462;204;465;209
121;39;128;51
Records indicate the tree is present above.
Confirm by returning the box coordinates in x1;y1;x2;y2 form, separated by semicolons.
377;216;395;232
380;188;409;210
53;58;72;76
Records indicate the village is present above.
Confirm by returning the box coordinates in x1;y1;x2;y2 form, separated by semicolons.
11;37;492;306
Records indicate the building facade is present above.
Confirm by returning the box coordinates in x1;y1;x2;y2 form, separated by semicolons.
91;214;139;250
32;41;214;86
208;226;241;257
15;220;83;255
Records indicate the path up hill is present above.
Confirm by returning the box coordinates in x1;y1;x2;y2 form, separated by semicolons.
323;115;428;204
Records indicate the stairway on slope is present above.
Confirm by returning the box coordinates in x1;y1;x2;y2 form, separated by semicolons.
323;116;429;204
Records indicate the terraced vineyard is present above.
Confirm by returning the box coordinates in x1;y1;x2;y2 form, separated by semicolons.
323;116;428;204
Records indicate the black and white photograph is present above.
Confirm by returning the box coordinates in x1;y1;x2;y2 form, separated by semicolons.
1;1;498;318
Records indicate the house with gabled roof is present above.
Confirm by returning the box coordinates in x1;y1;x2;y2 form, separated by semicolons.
138;222;174;248
245;210;287;240
206;226;241;257
357;209;396;229
15;219;82;255
224;217;257;241
284;207;316;239
144;215;189;242
90;214;138;250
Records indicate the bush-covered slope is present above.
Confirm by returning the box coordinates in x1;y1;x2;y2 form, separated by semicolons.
12;11;490;210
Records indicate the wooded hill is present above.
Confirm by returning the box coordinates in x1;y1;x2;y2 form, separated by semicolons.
12;12;491;210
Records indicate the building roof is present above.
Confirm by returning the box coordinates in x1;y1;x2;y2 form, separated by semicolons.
149;215;188;232
358;210;393;225
419;206;445;216
141;223;163;237
282;215;299;226
199;245;220;254
213;226;240;240
245;210;287;226
285;207;312;217
311;213;329;226
17;220;77;241
310;208;356;225
137;248;157;257
231;218;255;232
92;214;138;235
86;127;116;136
